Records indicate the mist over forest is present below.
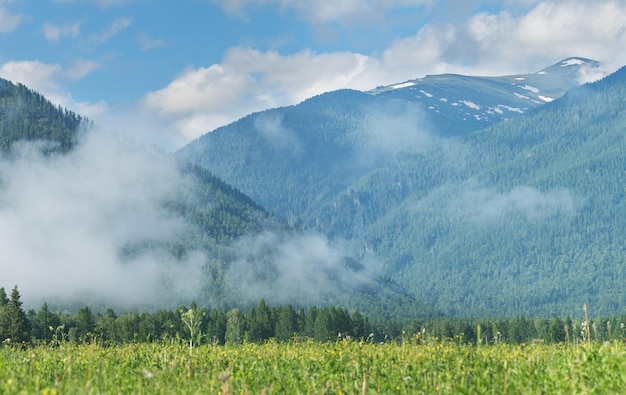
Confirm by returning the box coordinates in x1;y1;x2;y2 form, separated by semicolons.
2;57;626;321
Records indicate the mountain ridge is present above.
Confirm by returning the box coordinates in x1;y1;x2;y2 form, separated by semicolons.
180;58;626;317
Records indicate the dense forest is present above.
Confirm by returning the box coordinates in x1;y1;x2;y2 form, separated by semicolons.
2;286;625;348
0;79;91;152
179;62;626;318
3;60;626;323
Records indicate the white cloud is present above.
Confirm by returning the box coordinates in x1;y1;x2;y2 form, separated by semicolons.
65;58;99;80
136;31;166;50
43;21;82;42
224;231;380;306
212;0;432;22
148;0;626;146
0;60;64;94
0;131;206;307
141;47;385;141
15;0;626;150
0;4;22;33
381;1;626;78
449;184;579;221
0;59;102;118
53;0;131;7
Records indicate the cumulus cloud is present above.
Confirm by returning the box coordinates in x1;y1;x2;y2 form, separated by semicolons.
0;59;101;118
144;0;626;145
141;47;384;140
0;60;64;95
383;0;626;77
0;131;206;308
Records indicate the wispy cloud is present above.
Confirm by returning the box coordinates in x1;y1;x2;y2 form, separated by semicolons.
0;3;22;33
448;184;580;222
136;31;166;50
53;0;132;7
94;17;132;43
43;21;82;42
211;0;432;23
0;59;102;118
224;231;381;306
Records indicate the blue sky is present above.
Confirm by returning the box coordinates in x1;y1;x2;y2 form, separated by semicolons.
2;0;626;149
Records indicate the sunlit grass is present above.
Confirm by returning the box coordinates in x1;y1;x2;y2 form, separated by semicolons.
2;339;626;394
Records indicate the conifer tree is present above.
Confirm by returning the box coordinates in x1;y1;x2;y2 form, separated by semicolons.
0;286;31;345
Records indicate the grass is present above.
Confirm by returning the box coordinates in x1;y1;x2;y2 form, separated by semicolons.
2;339;626;394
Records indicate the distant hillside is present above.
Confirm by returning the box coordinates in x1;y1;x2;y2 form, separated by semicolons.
0;77;435;320
179;58;597;220
180;59;626;317
308;65;626;317
370;57;600;135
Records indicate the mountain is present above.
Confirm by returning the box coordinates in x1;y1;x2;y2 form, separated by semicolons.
0;78;90;151
178;58;597;223
179;58;626;317
370;57;601;135
0;77;433;319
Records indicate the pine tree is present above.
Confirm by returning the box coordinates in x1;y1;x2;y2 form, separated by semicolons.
35;303;60;343
0;286;31;346
275;305;298;342
75;306;96;342
0;287;7;307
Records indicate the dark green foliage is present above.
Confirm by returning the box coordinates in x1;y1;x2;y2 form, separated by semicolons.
74;306;96;342
274;305;298;341
0;78;90;152
30;303;61;343
179;62;626;318
6;284;626;347
0;286;31;345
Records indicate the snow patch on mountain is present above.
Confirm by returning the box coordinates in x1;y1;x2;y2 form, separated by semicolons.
497;105;524;114
514;92;531;100
460;100;481;110
521;85;539;93
562;58;586;66
391;81;416;89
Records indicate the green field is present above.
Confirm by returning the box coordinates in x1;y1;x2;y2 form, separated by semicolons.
2;339;625;394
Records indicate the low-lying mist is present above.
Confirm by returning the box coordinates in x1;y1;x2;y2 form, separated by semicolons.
0;130;383;311
0;131;206;309
223;231;382;307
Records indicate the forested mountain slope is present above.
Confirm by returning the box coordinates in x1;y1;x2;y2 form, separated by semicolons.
314;66;626;317
178;58;597;220
180;60;626;317
0;78;90;151
0;77;435;320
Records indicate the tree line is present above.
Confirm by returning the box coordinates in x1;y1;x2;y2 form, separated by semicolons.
2;286;626;348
